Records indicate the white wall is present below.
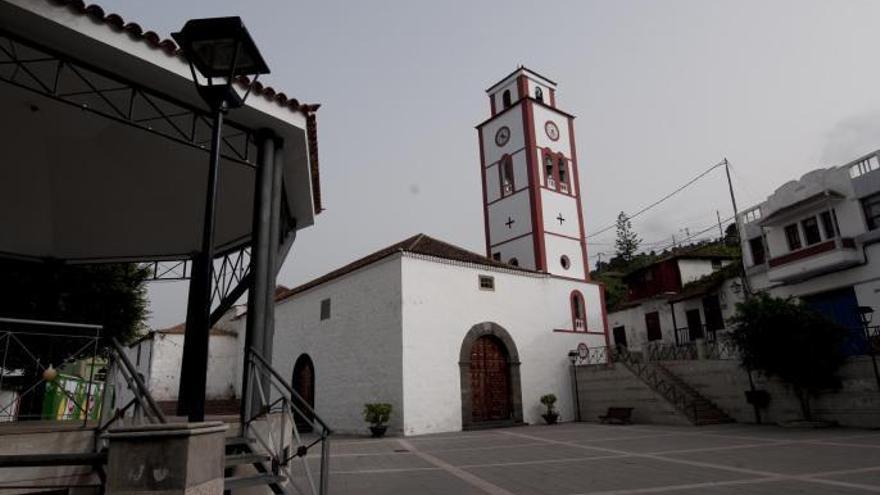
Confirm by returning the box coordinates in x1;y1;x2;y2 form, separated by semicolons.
488;190;533;244
481;106;524;168
532;104;571;153
543;233;585;280
147;332;239;401
491;234;536;270
607;298;676;351
271;255;404;435
400;254;606;435
677;259;718;285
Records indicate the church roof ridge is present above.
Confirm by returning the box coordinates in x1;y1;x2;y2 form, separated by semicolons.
274;234;534;303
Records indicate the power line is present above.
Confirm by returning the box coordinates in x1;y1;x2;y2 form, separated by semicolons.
586;160;727;239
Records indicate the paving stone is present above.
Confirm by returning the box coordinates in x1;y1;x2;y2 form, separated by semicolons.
307;423;880;494
666;442;880;475
463;456;755;495
327;470;488;495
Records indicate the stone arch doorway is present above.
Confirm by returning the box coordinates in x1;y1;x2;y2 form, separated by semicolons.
291;353;315;432
459;322;523;429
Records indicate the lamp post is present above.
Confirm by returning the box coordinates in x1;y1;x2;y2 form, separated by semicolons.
172;17;270;422
858;306;880;392
568;350;581;422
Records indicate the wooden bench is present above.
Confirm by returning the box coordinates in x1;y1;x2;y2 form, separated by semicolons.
599;407;633;424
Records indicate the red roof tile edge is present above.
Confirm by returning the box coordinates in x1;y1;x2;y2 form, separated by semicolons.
45;0;323;213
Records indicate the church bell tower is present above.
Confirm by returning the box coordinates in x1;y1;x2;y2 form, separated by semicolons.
477;67;589;280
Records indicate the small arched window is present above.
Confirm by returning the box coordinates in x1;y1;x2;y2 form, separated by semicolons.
544;153;555;186
500;156;514;195
509;258;519;267
557;157;568;189
502;89;512;108
535;86;544;102
571;291;586;331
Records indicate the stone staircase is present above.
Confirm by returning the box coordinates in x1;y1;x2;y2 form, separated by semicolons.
614;348;734;426
224;436;288;494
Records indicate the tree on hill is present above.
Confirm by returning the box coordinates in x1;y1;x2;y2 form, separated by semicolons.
729;293;847;421
614;212;641;262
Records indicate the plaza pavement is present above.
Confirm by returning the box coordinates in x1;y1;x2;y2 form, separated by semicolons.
315;422;880;494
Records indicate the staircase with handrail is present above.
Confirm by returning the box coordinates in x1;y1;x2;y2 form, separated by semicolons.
613;347;734;426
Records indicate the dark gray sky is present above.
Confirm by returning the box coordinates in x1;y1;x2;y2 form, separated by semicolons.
96;0;880;328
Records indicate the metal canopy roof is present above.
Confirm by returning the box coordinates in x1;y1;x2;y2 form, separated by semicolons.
0;0;318;262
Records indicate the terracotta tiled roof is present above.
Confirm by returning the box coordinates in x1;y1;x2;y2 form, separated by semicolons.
46;0;320;115
45;0;323;213
275;234;535;303
156;322;237;338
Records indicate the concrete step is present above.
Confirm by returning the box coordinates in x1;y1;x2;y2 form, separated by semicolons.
225;453;271;467
224;473;286;491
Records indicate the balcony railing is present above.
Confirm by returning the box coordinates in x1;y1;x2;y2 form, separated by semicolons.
766;237;861;282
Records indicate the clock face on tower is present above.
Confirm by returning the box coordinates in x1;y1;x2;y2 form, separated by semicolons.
544;121;560;141
495;126;510;147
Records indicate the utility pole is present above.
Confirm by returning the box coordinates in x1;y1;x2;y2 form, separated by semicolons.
716;210;724;240
724;158;751;296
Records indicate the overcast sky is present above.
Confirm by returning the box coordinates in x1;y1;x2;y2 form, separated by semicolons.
95;0;880;328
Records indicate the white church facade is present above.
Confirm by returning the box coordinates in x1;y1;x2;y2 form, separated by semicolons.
260;67;609;436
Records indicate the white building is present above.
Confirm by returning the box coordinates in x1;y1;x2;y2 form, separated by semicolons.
120;311;243;415
606;249;741;352
261;68;609;436
738;151;880;341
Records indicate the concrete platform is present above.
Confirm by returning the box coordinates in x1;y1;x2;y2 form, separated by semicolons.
302;422;880;494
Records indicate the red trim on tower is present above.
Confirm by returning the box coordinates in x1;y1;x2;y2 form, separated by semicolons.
490;94;497;116
568;117;590;281
545;231;583;242
478;128;491;257
522;100;547;271
516;75;528;100
489;231;534;248
599;285;612;351
486;186;528;206
549;88;556;107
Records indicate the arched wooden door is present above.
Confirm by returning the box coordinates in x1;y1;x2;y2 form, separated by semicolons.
291;354;315;432
469;335;511;422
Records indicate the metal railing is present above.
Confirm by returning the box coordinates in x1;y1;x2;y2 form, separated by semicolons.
674;325;723;345
244;347;331;495
0;318;165;492
613;346;699;421
0;318;104;425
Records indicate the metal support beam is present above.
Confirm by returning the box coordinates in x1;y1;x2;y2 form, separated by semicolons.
263;141;284;365
177;105;225;422
241;131;276;424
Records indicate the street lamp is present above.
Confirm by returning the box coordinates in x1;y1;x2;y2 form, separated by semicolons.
567;350;581;422
172;17;270;422
857;306;880;392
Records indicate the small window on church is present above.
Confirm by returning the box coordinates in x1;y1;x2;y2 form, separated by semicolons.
560;255;571;270
509;258;519;267
479;275;495;291
320;298;331;320
501;157;514;195
571;291;586;331
502;89;512;108
558;158;567;185
535;86;543;102
544;154;555;187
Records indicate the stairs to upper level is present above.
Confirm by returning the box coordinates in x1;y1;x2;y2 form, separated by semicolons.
614;348;734;426
224;435;288;494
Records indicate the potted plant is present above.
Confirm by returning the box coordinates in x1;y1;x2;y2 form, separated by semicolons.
363;403;392;437
540;394;559;425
